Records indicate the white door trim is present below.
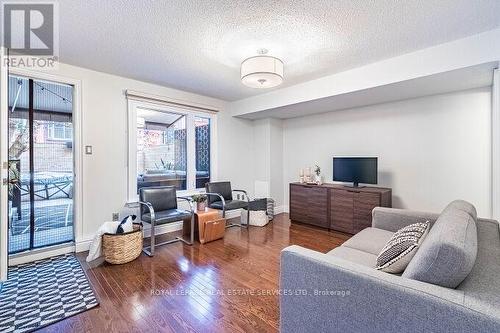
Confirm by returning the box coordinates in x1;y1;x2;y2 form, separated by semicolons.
4;67;83;261
492;68;500;220
0;47;9;281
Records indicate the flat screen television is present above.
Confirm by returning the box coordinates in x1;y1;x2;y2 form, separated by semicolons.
333;157;378;188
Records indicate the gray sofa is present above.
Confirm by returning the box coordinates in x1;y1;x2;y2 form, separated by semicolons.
280;200;500;332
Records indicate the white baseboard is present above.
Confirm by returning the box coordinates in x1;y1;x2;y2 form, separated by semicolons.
75;239;92;253
75;209;249;253
225;209;242;219
142;221;184;238
13;208;285;262
275;205;287;214
223;206;287;216
75;221;185;252
11;222;186;262
13;206;286;261
279;205;289;213
224;208;289;219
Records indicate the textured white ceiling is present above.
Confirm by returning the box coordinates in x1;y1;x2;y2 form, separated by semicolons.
56;0;500;101
239;62;498;119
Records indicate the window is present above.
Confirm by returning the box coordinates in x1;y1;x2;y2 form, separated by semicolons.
47;122;73;141
128;100;216;199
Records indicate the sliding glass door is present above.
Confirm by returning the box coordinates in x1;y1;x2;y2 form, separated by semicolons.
7;75;74;253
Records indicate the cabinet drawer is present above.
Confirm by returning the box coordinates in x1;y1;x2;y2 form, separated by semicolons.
290;185;310;222
353;192;380;233
290;184;328;227
330;189;354;233
307;187;328;227
290;183;391;234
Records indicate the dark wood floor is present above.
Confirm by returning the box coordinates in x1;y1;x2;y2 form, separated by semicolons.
40;213;351;333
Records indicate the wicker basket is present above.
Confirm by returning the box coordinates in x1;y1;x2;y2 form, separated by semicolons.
102;224;143;264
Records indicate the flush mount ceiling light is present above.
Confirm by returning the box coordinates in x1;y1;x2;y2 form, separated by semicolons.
241;49;284;89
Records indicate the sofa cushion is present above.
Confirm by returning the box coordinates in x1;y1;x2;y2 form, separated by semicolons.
327;246;377;268
444;199;477;222
341;227;394;255
402;202;478;288
376;221;430;274
209;199;248;211
142;209;192;225
457;219;500;317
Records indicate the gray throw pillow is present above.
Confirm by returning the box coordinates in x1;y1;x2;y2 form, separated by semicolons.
376;221;430;273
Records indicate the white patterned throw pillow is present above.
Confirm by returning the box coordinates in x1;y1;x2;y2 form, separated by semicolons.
376;221;430;273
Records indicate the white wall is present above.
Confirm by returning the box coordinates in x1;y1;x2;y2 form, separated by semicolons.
253;119;271;186
217;105;256;195
250;118;284;206
20;62;255;248
282;88;492;217
269;118;284;206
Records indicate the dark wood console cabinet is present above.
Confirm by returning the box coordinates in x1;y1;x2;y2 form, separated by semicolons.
289;183;392;234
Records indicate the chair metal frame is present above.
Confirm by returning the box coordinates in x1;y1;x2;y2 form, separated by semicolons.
126;196;194;257
205;189;250;228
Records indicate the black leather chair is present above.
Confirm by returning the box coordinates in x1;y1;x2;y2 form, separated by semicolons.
205;181;250;228
133;186;194;256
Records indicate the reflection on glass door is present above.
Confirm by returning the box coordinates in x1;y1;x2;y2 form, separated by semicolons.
136;108;187;192
7;75;74;254
195;116;210;188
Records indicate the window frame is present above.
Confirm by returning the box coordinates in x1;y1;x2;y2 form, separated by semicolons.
47;122;73;141
127;99;217;201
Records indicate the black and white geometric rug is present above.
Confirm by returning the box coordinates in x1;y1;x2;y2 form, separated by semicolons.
0;254;99;333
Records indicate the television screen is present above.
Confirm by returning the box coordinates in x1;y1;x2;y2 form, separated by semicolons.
333;157;378;186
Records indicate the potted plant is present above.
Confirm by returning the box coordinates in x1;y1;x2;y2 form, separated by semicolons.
192;194;207;211
314;165;322;184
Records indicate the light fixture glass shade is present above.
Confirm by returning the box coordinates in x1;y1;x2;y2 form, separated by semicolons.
241;56;284;88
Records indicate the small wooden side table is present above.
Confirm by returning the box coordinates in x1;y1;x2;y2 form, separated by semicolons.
183;208;225;244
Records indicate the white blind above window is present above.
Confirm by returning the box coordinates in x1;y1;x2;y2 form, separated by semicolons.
125;90;219;114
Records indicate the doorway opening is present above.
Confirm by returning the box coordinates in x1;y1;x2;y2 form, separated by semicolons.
7;75;74;254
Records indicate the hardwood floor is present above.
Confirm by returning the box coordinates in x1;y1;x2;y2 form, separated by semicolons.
40;213;351;333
